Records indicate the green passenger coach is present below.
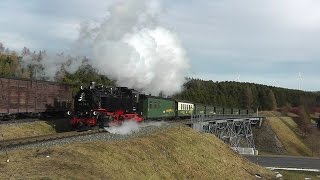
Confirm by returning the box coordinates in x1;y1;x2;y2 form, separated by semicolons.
142;96;175;119
205;105;215;115
194;104;206;115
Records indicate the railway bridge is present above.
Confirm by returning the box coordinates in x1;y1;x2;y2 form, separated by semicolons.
189;114;265;155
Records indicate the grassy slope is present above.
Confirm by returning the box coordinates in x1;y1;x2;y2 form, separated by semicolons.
0;121;56;140
0;126;273;179
267;117;312;156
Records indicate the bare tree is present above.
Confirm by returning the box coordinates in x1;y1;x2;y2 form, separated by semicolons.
21;47;31;56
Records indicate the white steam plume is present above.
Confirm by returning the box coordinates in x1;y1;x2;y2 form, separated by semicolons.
105;120;164;135
77;0;190;96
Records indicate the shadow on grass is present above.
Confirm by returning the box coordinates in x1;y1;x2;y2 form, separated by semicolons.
44;118;73;133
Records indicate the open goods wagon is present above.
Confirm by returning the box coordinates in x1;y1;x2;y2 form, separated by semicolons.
0;76;72;119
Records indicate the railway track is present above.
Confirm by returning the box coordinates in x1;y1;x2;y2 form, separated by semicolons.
0;129;106;150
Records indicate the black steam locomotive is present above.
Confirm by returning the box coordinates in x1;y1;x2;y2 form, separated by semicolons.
70;82;144;128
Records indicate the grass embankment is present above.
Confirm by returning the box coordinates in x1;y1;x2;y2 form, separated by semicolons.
0;126;273;179
0;121;56;140
267;117;312;156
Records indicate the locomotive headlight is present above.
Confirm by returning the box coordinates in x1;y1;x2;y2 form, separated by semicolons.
93;111;98;116
67;111;72;116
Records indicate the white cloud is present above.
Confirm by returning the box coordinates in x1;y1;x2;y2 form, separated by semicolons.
48;22;80;41
270;0;320;31
0;32;33;50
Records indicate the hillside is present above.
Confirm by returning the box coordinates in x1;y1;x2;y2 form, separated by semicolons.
0;126;273;179
254;112;317;157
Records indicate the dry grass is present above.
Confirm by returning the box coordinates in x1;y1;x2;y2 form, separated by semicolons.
259;111;282;117
0;126;273;179
0;121;56;140
279;117;300;135
268;117;312;156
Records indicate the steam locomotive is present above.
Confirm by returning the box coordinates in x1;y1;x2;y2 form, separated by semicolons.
70;82;254;129
70;82;144;129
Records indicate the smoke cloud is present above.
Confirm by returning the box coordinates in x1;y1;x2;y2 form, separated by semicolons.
77;0;190;96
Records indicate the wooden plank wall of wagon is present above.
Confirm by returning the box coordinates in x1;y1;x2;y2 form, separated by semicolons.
8;79;19;113
48;83;56;108
46;83;72;111
0;78;37;114
57;84;72;109
35;81;47;112
17;80;29;113
28;81;36;113
0;77;73;115
0;78;9;113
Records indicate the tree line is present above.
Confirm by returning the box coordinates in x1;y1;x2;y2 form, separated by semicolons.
174;78;320;111
0;43;47;80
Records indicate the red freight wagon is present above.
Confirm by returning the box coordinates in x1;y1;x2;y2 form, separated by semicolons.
0;76;72;119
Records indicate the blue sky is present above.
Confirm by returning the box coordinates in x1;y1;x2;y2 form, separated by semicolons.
1;0;320;91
